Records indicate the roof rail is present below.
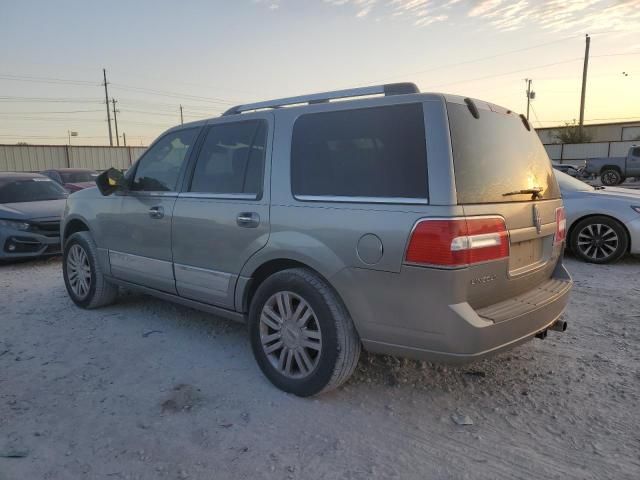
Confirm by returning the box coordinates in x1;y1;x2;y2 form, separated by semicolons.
222;82;419;116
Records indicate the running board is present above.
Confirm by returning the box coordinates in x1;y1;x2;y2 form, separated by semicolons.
106;276;246;324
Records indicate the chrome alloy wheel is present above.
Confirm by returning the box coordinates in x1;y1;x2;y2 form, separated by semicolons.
576;223;619;261
259;291;322;379
67;244;92;299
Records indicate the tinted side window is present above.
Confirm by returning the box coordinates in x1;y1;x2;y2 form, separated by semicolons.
189;120;266;196
632;147;640;157
291;104;428;199
131;128;199;192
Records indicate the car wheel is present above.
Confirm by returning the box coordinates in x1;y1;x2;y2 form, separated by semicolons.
63;231;118;308
569;216;628;264
601;169;622;186
248;268;361;397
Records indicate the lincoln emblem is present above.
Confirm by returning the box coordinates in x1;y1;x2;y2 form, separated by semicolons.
533;204;542;234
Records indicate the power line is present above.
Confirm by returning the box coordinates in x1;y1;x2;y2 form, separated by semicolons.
0;96;103;103
0;73;97;86
110;83;236;105
424;57;584;89
359;36;579;86
0;109;103;114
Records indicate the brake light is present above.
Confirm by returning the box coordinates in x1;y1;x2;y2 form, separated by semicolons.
405;217;509;267
554;207;567;245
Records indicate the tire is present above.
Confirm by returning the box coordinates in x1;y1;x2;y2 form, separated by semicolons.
63;231;118;308
569;216;628;264
601;169;622;186
248;268;361;397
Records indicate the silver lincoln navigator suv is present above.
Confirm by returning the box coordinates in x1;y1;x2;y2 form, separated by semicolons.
61;83;572;396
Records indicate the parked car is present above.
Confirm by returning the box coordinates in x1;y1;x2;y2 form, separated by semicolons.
553;163;581;177
42;168;98;192
0;172;67;261
556;170;640;263
60;83;572;396
583;146;640;186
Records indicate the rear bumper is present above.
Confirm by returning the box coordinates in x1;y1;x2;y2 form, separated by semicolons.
0;227;61;260
333;261;572;363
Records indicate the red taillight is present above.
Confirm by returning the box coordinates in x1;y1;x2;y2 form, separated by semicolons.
405;217;509;267
554;207;567;245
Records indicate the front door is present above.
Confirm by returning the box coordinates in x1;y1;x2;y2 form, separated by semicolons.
107;127;201;293
171;115;272;309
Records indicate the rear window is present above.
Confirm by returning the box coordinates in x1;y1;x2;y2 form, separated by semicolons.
291;104;428;199
60;171;98;183
0;177;67;203
448;102;560;204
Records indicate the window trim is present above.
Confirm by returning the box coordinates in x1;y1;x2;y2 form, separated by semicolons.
294;195;430;205
126;126;202;194
184;119;268;201
289;103;429;204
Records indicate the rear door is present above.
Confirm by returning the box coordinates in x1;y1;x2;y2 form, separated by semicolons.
445;98;564;309
171;114;272;309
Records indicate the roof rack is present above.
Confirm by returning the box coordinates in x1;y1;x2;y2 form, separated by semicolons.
222;82;419;116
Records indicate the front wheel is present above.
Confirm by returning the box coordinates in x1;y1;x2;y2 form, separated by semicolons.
248;268;361;397
63;231;118;308
569;216;628;264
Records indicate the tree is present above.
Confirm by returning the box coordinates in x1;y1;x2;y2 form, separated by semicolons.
552;121;592;144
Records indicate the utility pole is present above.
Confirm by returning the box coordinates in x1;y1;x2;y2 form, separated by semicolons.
112;98;120;147
180;104;184;125
525;78;534;121
579;34;591;136
103;69;113;146
123;132;127;146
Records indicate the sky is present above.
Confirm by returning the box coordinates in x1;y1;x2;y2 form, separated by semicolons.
0;0;638;146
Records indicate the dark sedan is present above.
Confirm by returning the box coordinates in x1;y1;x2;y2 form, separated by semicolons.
0;172;67;260
42;168;98;192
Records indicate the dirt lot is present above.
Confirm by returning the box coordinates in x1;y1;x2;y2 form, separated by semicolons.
1;256;639;480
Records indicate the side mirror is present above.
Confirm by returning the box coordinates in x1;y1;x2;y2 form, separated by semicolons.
96;168;126;196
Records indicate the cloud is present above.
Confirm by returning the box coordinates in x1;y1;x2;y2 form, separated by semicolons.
316;0;640;32
466;0;640;33
254;0;281;10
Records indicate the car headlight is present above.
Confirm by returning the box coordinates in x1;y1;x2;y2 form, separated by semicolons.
631;206;640;214
0;219;31;230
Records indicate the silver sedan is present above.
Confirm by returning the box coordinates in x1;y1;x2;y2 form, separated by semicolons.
556;170;640;263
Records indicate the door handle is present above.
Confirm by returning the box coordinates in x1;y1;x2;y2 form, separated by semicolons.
149;206;164;219
237;212;260;228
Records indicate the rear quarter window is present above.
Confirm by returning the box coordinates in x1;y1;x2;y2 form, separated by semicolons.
291;103;428;200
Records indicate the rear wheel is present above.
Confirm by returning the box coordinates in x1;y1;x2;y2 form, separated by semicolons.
569;216;628;264
63;231;118;308
601;169;622;186
248;268;360;397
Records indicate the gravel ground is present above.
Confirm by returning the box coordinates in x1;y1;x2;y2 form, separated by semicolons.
1;256;639;480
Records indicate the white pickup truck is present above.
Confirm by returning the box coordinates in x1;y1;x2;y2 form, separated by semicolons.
584;146;640;185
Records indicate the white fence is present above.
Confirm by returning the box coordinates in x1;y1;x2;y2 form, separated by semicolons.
544;140;637;165
0;145;147;172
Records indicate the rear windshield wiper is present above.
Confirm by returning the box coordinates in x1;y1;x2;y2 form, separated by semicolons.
502;188;544;200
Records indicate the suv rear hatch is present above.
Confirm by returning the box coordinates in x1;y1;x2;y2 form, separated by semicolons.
446;98;565;311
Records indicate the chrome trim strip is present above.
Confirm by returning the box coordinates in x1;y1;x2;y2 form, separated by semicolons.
294;195;429;205
178;192;258;200
121;191;178;198
174;263;232;294
108;250;173;278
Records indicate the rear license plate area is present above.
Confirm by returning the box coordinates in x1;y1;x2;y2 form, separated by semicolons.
509;238;543;272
